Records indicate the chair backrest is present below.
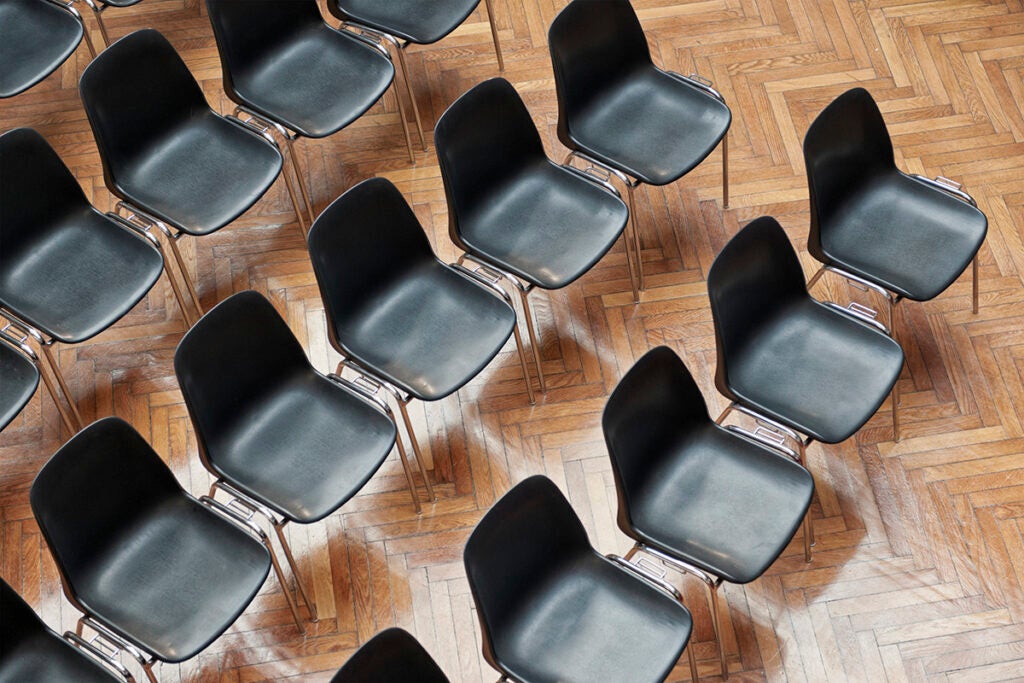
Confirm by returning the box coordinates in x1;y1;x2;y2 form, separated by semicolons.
602;346;710;528
706;217;808;398
463;475;592;667
548;0;652;147
79;29;213;188
205;0;325;97
803;88;896;260
307;177;436;335
0;127;93;257
331;627;450;683
434;78;548;250
29;417;186;597
174;291;313;464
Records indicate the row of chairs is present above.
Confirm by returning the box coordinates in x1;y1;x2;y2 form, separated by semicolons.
1;0;501;102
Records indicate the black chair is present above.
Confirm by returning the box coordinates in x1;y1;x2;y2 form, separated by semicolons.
0;330;40;433
79;0;141;47
803;88;988;438
548;0;732;301
435;78;630;388
0;578;131;681
328;0;505;150
604;346;816;680
707;217;904;542
464;475;699;682
79;29;289;326
175;291;407;627
206;0;417;231
30;417;272;682
330;627;450;683
307;177;534;506
0;0;94;99
0;127;179;433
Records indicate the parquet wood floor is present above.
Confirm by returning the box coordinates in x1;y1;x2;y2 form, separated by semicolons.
2;0;1023;680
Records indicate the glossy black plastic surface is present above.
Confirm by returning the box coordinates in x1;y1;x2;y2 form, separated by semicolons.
0;579;121;683
307;177;516;402
175;291;397;524
330;627;450;683
0;0;83;98
0;338;38;433
804;88;988;301
206;0;394;139
435;78;629;290
30;417;271;663
464;475;693;683
548;0;731;186
328;0;481;44
0;128;164;344
707;217;905;444
604;346;814;584
79;29;283;236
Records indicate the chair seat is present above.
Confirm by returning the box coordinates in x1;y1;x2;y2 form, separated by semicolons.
727;298;904;444
331;628;449;683
461;160;629;290
628;423;814;584
332;0;481;44
0;208;164;343
0;341;38;432
499;553;692;683
75;496;270;663
337;261;516;401
0;0;83;98
568;67;731;186
0;631;121;683
821;172;988;302
114;112;282;236
207;373;396;524
230;25;394;139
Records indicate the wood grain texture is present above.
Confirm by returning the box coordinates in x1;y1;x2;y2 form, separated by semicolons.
2;0;1023;680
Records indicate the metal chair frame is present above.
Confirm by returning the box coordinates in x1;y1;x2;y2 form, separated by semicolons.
335;0;504;153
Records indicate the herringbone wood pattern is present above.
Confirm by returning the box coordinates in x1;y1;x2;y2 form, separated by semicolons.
2;0;1023;680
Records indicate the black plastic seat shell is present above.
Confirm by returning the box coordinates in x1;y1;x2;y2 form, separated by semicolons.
464;475;696;683
0;579;124;683
79;29;284;238
0;0;85;98
707;216;905;445
604;345;815;677
804;87;988;303
330;627;450;683
30;417;272;664
329;0;485;44
0;335;39;433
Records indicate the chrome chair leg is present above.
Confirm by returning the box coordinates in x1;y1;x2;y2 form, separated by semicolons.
159;259;196;327
395;46;427;151
389;79;417;164
972;253;979;314
398;399;437;502
273;522;319;621
41;344;84;430
92;6;111;46
722;130;729;209
626;183;644;299
510;314;536;404
796;438;815;547
38;356;80;434
482;0;504;71
802;510;813;563
281;158;311;234
284;137;317;223
518;289;547;394
142;662;158;683
892;365;901;442
686;640;700;682
708;582;728;680
394;429;424;513
81;25;98;58
167;235;204;318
